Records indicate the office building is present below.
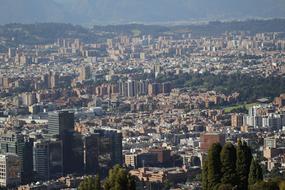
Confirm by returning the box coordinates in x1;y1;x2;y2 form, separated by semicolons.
33;139;63;181
69;133;84;174
91;128;123;176
33;140;49;181
0;131;33;183
48;111;74;138
83;133;100;174
48;111;74;174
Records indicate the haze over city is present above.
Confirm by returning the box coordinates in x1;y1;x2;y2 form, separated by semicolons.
0;0;285;24
0;1;285;190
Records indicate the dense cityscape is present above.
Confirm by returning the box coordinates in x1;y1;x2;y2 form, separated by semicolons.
0;17;284;190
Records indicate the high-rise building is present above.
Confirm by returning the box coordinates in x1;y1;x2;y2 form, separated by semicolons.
0;153;21;187
48;111;74;174
48;72;59;89
41;74;49;89
48;139;63;179
231;113;244;128
79;65;92;81
148;83;160;96
21;92;37;106
162;82;172;94
83;134;100;174
48;111;74;138
91;128;123;176
153;64;161;78
138;80;149;96
69;133;84;174
33;139;63;181
33;140;49;181
8;48;16;59
0;131;33;183
118;80;127;97
127;79;137;97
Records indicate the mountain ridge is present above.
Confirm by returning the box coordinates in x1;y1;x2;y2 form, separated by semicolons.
0;0;285;24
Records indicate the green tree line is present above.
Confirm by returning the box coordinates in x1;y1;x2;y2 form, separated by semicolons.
202;140;262;190
202;141;285;190
156;72;285;102
78;165;136;190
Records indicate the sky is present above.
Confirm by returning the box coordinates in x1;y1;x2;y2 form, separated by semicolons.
0;0;284;25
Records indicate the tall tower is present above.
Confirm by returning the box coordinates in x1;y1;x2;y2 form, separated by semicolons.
33;139;63;181
33;140;49;181
48;111;74;138
48;72;59;89
83;134;100;174
48;111;74;174
79;65;91;81
127;79;137;97
92;128;123;176
153;63;161;78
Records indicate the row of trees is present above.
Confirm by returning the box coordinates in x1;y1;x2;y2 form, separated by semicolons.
202;140;263;190
156;72;285;103
78;165;136;190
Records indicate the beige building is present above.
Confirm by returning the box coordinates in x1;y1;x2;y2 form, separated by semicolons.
129;167;186;184
78;65;92;81
125;154;137;167
231;113;244;128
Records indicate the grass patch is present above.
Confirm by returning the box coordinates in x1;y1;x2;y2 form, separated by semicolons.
223;103;258;113
131;29;141;37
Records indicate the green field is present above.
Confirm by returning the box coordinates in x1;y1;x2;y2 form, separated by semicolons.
223;103;258;113
131;29;141;37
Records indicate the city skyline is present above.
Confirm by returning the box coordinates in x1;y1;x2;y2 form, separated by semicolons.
1;1;285;189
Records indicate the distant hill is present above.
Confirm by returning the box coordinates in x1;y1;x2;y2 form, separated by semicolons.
0;0;285;24
1;19;285;49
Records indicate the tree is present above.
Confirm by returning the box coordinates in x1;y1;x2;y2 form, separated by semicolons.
251;181;279;190
163;180;172;190
95;175;101;190
218;184;234;190
221;142;238;186
104;165;136;190
207;143;222;190
202;159;208;190
248;159;263;188
270;165;283;178
236;140;253;190
78;176;101;190
279;180;285;190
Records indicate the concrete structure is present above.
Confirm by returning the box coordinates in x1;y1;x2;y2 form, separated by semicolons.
0;153;21;187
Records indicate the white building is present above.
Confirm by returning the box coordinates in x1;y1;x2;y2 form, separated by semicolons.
0;153;21;187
